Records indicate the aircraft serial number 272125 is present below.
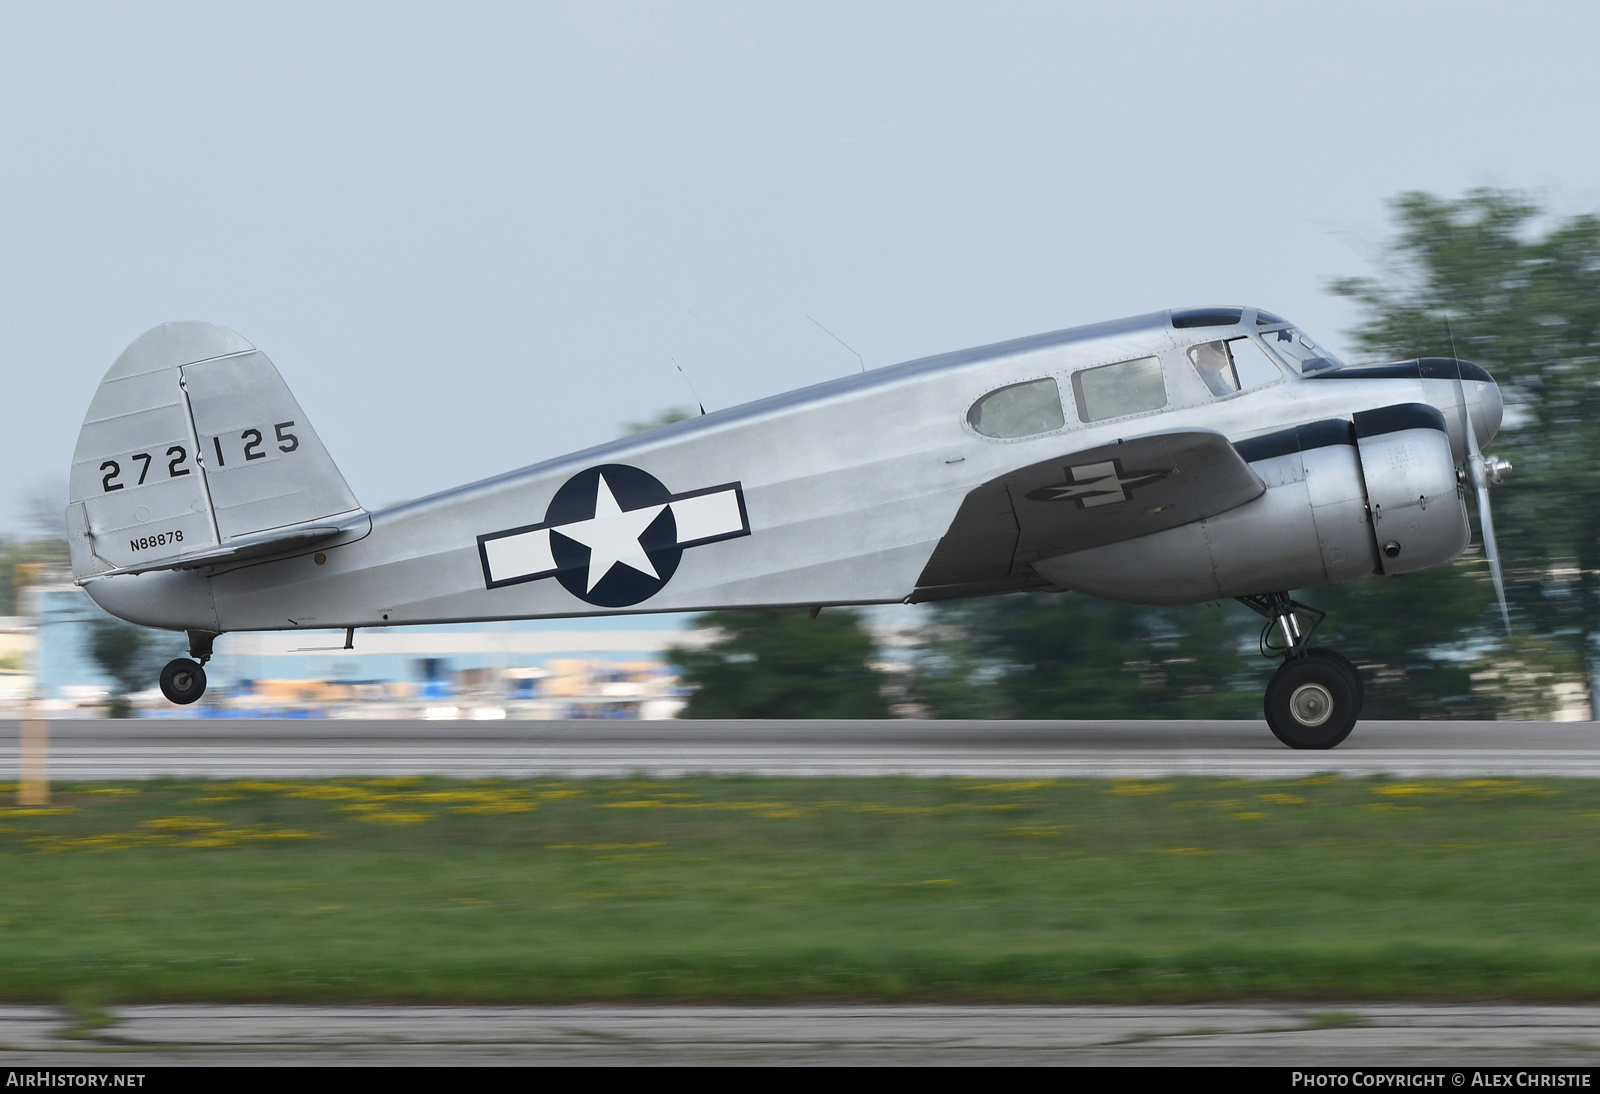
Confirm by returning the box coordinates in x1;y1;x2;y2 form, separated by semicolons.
66;306;1511;749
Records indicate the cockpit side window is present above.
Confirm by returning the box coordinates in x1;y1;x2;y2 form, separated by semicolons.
1187;337;1282;396
1072;356;1166;422
967;377;1066;438
1188;341;1239;396
1230;336;1283;387
1259;326;1345;373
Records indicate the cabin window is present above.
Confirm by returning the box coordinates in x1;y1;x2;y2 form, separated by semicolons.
966;378;1066;438
1187;336;1282;396
1072;356;1166;422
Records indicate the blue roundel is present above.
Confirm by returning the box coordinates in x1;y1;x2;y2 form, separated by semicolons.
545;464;682;607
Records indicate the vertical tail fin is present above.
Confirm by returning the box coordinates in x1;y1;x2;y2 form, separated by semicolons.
68;321;364;580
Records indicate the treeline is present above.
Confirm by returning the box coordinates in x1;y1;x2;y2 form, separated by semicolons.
0;536;68;617
671;190;1600;720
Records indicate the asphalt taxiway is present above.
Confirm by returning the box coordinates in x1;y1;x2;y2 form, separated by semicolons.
2;1004;1599;1065
2;717;1599;779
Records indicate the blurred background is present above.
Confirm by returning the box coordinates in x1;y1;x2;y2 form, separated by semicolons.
4;2;1599;723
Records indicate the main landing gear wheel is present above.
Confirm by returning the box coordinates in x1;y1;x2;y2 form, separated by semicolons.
159;658;207;705
1264;655;1360;750
1307;647;1364;708
1237;594;1365;750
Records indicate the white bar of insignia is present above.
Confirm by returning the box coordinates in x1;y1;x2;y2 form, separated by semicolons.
483;528;556;583
671;489;743;543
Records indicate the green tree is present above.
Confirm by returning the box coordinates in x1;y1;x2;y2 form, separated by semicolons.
668;609;890;718
913;594;1262;719
906;614;1007;719
1300;568;1504;719
0;535;70;616
88;619;176;718
1330;188;1600;712
620;406;696;437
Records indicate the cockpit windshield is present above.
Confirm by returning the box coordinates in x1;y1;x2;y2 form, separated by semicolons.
1257;324;1345;374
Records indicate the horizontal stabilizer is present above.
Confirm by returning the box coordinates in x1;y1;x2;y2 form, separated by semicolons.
76;513;370;578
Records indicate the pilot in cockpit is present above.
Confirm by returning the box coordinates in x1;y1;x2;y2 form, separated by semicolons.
1189;340;1241;397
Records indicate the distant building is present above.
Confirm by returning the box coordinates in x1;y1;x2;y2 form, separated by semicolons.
22;584;133;706
15;582;698;719
0;614;32;705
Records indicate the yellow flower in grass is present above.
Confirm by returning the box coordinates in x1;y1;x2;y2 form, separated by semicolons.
288;784;379;801
353;811;433;825
223;780;289;794
142;816;224;830
1108;781;1173;796
967;779;1062;792
1376;783;1448;798
989;826;1065;839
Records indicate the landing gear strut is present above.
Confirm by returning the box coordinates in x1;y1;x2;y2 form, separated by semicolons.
158;630;216;706
1236;593;1363;750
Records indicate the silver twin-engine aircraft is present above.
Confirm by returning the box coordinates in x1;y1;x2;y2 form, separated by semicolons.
66;306;1511;749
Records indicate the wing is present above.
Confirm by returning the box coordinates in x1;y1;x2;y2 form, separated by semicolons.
913;429;1266;600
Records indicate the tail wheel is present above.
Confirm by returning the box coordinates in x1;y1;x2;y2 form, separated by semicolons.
159;658;207;705
1264;655;1360;750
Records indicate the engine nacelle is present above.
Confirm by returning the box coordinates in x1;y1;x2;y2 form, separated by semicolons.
1031;405;1469;605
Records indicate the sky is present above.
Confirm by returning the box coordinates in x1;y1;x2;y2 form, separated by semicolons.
5;1;1600;532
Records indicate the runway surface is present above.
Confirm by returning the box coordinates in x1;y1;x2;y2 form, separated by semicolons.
2;1004;1599;1065
3;718;1600;779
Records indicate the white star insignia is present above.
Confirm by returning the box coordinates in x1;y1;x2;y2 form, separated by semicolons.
551;473;667;592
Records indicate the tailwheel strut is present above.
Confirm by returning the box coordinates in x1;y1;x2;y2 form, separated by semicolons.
1236;593;1363;750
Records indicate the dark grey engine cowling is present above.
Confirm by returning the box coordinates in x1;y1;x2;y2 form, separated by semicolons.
1032;405;1469;605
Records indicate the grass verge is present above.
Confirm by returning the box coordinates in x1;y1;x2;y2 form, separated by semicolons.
0;774;1597;1002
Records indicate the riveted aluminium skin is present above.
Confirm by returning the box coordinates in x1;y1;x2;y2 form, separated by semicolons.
69;307;1503;633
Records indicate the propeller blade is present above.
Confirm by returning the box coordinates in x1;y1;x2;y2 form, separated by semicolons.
1459;376;1512;635
1445;322;1512;633
1472;465;1511;634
